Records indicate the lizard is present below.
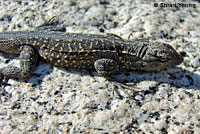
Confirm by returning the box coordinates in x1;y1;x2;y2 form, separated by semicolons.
0;27;183;84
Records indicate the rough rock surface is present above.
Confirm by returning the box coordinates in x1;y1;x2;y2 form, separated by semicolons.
0;0;200;133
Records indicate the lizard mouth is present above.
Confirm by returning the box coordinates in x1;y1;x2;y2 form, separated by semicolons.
169;54;183;66
151;53;183;66
137;54;184;72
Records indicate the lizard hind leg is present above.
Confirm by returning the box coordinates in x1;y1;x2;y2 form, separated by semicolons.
0;45;38;82
36;16;66;32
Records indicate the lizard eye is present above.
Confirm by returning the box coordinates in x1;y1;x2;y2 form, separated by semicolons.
159;57;167;62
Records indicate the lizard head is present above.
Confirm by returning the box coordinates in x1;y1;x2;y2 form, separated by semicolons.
139;42;183;71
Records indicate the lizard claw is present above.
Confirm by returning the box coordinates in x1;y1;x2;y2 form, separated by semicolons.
111;82;142;98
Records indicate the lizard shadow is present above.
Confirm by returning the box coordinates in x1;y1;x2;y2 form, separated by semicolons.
113;67;200;91
28;61;200;91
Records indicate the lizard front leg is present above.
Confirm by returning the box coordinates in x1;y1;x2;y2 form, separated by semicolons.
94;58;120;76
0;45;38;83
94;58;140;98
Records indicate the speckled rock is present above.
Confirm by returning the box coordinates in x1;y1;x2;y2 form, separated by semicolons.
0;0;200;134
